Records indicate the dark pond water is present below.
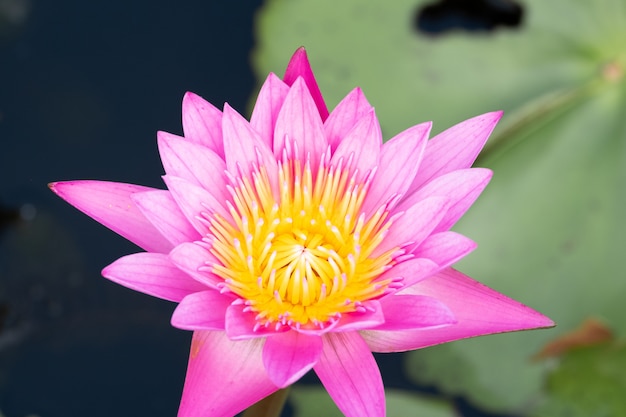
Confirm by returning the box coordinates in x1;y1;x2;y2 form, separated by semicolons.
1;1;262;415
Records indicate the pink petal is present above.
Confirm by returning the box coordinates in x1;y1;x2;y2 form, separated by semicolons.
324;87;373;151
181;92;224;157
132;190;200;246
250;73;290;148
171;290;232;330
273;77;327;168
373;196;449;258
163;175;229;235
408;111;502;194
178;331;278;417
399;168;492;233
49;180;172;253
157;131;228;201
329;109;381;183
101;252;207;302
222;104;278;187
362;268;554;353
332;302;385;332
412;232;476;271
283;47;329;121
224;305;289;340
262;331;322;387
376;258;438;291
169;242;223;289
375;295;456;331
314;332;385;417
362;122;432;216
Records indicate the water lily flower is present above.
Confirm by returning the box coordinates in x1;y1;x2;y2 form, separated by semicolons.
50;48;553;417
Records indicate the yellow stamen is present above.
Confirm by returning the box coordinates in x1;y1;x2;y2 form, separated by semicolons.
207;154;400;330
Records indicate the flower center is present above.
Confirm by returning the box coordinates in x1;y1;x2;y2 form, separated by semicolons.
206;153;401;330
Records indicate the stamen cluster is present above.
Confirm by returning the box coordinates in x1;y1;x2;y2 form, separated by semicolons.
206;146;402;330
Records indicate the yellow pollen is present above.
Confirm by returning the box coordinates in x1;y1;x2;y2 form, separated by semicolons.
207;155;398;330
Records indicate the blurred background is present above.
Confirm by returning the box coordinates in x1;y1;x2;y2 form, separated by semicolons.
1;0;625;416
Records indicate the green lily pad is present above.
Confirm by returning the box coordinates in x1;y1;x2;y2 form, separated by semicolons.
289;386;457;417
406;76;626;411
534;342;626;417
254;0;626;413
253;0;625;138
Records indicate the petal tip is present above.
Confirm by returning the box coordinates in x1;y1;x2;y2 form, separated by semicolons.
283;47;329;120
182;91;199;103
480;110;504;127
535;314;556;330
284;47;310;80
101;264;112;277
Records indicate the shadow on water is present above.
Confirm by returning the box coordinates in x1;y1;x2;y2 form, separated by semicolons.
415;0;524;35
